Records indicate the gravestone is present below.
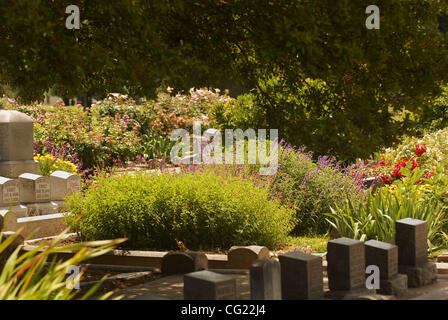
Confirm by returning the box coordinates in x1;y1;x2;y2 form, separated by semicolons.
326;237;375;299
19;173;51;203
395;218;437;287
0;177;20;206
278;251;323;300
50;171;81;201
365;239;407;296
183;270;237;300
0;206;27;230
0;111;39;178
227;246;270;269
162;252;208;275
250;259;282;300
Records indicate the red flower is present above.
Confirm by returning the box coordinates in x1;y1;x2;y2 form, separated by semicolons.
380;174;393;184
415;143;427;157
423;172;435;179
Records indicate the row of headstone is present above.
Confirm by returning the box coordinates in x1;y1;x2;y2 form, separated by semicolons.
0;171;80;206
180;218;436;300
0;110;80;206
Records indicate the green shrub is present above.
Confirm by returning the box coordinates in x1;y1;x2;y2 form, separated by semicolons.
65;168;296;250
210;93;266;131
0;230;125;300
270;144;366;235
325;167;448;252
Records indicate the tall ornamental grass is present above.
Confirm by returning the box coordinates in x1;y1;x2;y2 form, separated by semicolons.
326;167;448;252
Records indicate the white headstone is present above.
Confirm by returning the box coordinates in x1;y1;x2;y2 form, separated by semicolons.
0;177;20;206
0;110;39;177
19;173;50;203
50;171;81;200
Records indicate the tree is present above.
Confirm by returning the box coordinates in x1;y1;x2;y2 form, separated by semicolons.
1;1;448;158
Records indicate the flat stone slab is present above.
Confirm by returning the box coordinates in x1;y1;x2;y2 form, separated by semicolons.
25;201;62;216
117;271;251;300
116;272;448;300
0;205;28;230
0;160;39;179
16;213;68;239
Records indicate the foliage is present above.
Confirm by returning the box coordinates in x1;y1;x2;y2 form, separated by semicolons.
65;168;296;250
210;93;266;131
375;127;448;170
34;154;79;177
269;143;367;235
2;1;448;160
419;85;448;132
326;167;448;252
3;88;232;173
0;229;125;300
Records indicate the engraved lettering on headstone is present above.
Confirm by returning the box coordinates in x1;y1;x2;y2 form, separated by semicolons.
3;184;19;202
35;181;50;201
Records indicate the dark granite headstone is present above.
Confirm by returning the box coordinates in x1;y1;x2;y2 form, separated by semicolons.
365;239;407;296
184;270;237;300
162;252;208;275
395;218;436;287
327;238;365;291
395;218;427;267
278;251;323;300
365;240;398;280
250;259;281;300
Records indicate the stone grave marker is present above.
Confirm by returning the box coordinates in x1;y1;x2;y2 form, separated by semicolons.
162;252;208;275
19;173;51;203
326;237;375;299
250;259;282;300
395;218;437;287
0;177;20;207
0;205;27;231
278;251;323;300
365;239;407;296
0;111;39;178
184;270;237;300
50;171;81;201
227;245;270;269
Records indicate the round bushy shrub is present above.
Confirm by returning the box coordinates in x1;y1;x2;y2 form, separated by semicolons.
271;144;367;235
65;169;295;250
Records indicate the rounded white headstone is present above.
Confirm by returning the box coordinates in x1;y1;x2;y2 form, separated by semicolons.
0;110;34;161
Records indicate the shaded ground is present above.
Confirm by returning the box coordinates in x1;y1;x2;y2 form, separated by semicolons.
115;272;448;300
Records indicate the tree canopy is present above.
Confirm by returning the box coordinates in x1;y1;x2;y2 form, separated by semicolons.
1;1;448;158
